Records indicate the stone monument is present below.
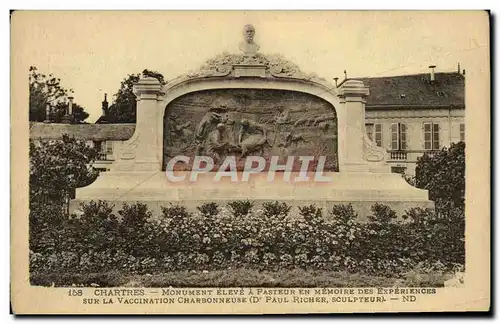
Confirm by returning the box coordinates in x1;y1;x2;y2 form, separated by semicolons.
73;25;432;218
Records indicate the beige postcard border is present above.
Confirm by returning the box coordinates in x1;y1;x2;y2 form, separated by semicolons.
10;10;490;314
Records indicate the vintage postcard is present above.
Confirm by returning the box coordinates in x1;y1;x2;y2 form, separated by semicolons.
11;10;490;314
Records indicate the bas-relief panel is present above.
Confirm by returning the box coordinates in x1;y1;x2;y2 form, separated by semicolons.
163;89;338;171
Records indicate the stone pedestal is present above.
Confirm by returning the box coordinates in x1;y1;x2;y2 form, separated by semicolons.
73;171;432;220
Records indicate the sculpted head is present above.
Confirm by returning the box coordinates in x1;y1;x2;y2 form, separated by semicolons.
240;118;250;128
210;112;221;123
216;123;226;131
243;24;256;44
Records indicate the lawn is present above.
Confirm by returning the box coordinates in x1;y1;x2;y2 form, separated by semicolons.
30;268;447;288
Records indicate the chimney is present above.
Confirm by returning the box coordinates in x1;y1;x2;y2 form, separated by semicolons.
68;96;74;115
333;77;339;87
102;93;109;116
457;62;461;74
463;69;466;76
429;65;436;82
344;70;347;80
44;103;51;123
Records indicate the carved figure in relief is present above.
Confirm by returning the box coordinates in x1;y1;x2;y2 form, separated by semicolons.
168;114;193;147
278;131;309;148
238;24;260;57
312;113;336;126
238;118;270;157
274;106;291;125
194;111;222;155
318;121;331;134
172;120;192;138
269;106;290;147
206;123;236;163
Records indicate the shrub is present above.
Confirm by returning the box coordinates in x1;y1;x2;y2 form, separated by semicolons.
196;202;219;217
118;203;156;258
228;200;254;217
298;204;323;224
368;203;397;224
262;201;291;219
329;204;358;224
415;141;465;212
29;201;464;279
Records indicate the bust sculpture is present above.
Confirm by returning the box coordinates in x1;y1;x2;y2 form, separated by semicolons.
238;24;260;57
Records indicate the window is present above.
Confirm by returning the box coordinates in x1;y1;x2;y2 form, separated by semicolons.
105;141;113;154
390;123;407;150
391;166;406;175
374;124;382;147
460;123;465;142
423;122;440;150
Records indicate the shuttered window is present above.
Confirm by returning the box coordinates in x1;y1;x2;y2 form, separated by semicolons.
433;123;440;150
391;123;398;150
400;124;407;150
391;123;407;150
374;124;382;147
423;122;440;150
460;123;465;142
105;141;113;154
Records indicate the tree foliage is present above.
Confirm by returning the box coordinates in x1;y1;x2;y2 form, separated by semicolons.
29;66;89;123
104;69;166;123
29;135;99;206
29;136;99;256
415;141;465;212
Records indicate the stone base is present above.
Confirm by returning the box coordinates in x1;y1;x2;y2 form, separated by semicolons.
73;171;433;220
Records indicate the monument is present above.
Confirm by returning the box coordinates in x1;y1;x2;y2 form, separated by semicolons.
73;25;433;217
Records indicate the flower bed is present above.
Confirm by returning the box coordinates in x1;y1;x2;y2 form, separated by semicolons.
29;200;464;285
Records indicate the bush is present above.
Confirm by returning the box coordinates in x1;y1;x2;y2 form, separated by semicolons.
262;201;291;219
196;202;219;217
368;203;397;224
29;201;464;280
228;200;254;217
415;141;465;212
329;204;358;224
298;204;323;224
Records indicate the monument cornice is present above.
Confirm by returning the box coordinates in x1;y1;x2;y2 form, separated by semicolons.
165;52;336;93
133;77;165;100
336;79;370;98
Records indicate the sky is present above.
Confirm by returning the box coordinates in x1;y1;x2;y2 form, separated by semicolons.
13;11;489;122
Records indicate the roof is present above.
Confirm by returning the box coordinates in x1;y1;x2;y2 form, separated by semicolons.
352;72;465;108
29;123;136;141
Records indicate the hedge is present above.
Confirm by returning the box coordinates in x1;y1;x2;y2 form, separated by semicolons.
29;200;464;279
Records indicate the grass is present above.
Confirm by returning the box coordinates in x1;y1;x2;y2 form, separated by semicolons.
30;268;447;288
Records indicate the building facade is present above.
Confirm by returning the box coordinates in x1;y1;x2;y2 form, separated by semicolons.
359;69;465;176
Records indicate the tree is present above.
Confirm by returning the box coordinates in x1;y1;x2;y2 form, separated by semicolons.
29;136;99;253
29;66;89;123
52;102;89;123
29;135;99;211
415;141;465;212
104;69;166;123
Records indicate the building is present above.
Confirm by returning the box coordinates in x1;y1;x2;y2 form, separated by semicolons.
29;67;465;177
29;122;135;172
358;66;465;175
